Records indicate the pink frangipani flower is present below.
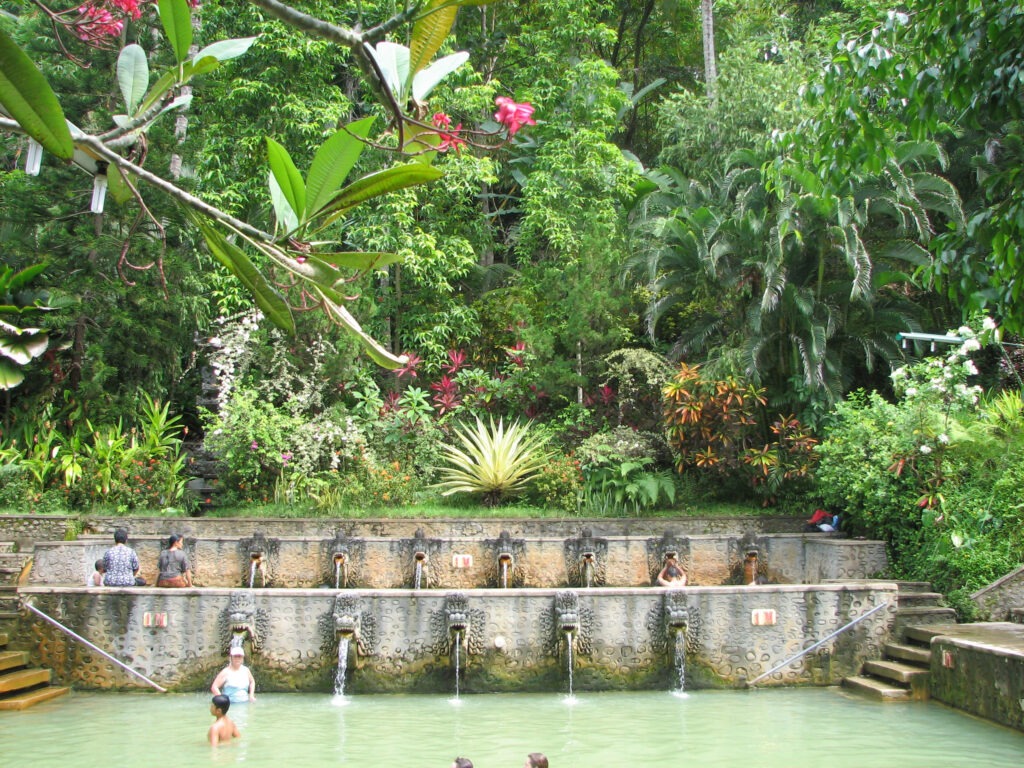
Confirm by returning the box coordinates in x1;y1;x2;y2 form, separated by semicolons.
493;97;536;136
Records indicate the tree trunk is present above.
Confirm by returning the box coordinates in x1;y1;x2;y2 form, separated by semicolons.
701;0;718;106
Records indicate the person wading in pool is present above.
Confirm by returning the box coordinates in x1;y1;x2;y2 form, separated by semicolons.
208;694;241;746
211;646;256;703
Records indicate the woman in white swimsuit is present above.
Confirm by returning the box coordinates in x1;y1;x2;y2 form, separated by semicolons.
211;646;256;703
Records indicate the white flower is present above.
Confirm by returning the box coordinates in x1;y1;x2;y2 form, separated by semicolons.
957;325;972;337
905;387;918;397
960;338;981;353
919;445;932;454
964;360;979;375
937;433;949;444
983;317;997;330
891;367;906;379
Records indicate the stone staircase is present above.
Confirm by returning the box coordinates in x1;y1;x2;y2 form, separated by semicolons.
0;541;31;630
842;581;956;701
0;631;70;711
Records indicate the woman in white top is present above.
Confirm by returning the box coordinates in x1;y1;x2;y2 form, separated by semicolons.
211;646;256;703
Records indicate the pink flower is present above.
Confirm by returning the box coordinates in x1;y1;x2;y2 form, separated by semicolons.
437;124;466;153
494;97;536;136
109;0;142;20
432;112;452;129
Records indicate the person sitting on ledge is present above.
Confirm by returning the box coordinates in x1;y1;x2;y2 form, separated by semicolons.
102;528;143;586
451;758;473;768
657;558;688;587
157;533;193;587
526;752;549;768
804;508;839;532
87;558;105;587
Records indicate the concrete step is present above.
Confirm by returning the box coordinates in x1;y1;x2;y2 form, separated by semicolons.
896;591;944;607
903;624;958;645
895;606;958;627
842;675;912;701
0;667;51;694
884;641;931;666
0;650;29;672
895;581;935;593
0;685;70;711
0;542;17;553
863;659;929;686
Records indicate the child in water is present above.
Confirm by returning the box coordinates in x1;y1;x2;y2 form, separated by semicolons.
208;694;241;746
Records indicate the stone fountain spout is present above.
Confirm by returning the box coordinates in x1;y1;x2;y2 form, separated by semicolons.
554;590;581;641
580;551;597;588
489;529;525;588
497;553;515;588
239;532;279;588
226;590;264;653
249;552;265;588
333;552;349;589
663;591;692;692
323;531;362;589
564;528;608;588
413;550;429;589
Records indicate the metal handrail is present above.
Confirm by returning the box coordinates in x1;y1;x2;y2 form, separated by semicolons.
746;600;891;688
21;599;168;693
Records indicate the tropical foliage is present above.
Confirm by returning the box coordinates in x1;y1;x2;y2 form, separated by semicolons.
432;417;552;506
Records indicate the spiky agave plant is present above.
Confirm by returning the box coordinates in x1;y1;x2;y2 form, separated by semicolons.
432;417;552;507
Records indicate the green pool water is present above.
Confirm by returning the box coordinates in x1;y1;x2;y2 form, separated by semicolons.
2;688;1021;767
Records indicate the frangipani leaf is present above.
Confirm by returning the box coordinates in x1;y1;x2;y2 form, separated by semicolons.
188;212;295;335
370;41;410;101
117;45;149;115
410;1;458;79
138;70;179;116
315;288;407;369
269;172;300;233
312;251;402;272
305;117;375;217
107;164;135;205
314;164;443;228
2;263;47;292
0;330;48;365
266;138;306;227
158;0;193;63
0;359;25;390
193;36;258;65
412;51;469;103
0;27;73;160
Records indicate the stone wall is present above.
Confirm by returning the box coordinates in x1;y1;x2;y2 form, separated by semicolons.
28;533;888;589
14;583;896;693
76;515;808;538
928;623;1024;732
971;566;1024;620
0;515;78;549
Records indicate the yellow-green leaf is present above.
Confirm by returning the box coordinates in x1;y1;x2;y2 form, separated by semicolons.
158;0;194;63
410;1;458;77
0;27;72;160
188;212;295;335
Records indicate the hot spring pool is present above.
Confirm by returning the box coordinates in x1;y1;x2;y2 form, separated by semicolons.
2;687;1021;767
